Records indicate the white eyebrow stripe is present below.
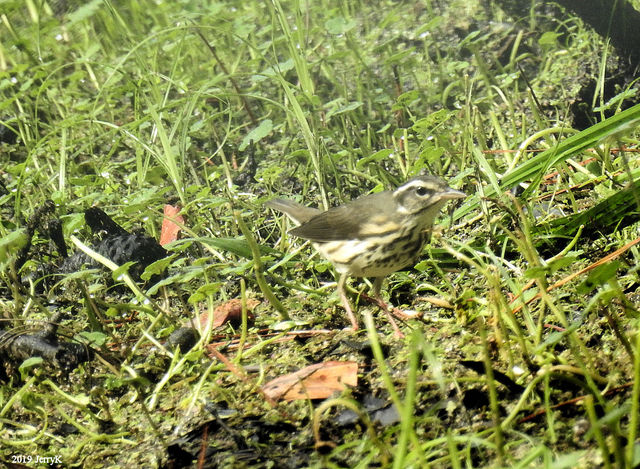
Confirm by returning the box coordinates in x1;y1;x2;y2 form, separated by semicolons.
397;180;439;192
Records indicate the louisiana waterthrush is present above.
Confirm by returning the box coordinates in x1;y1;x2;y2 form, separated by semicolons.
266;175;465;334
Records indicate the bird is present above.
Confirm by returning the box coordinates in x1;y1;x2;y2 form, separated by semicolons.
266;175;465;335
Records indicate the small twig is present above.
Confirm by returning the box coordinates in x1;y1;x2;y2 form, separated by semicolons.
192;25;257;126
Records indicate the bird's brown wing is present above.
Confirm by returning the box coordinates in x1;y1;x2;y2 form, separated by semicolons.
266;198;322;224
289;191;399;242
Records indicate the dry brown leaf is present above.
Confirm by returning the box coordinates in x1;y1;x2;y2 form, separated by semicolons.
159;204;184;245
262;361;358;401
189;298;259;330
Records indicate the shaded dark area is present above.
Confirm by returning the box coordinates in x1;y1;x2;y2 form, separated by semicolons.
460;360;526;395
534;178;640;241
462;387;490;410
15;200;58;271
233;143;258;187
569;69;631;130
2;0;639;466
555;0;640;69
58;206;167;281
166;327;200;353
0;313;92;380
17;204;168;290
1;203;167;381
335;394;399;427
0;122;18;144
84;206;129;237
57;231;167;282
164;413;308;469
493;0;640;129
495;0;640;69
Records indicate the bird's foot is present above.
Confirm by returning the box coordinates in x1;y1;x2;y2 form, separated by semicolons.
361;293;420;320
358;293;405;338
340;290;360;331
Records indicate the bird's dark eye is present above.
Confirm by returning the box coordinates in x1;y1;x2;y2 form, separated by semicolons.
416;187;429;196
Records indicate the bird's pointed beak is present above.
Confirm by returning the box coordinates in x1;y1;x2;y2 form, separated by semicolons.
441;188;466;200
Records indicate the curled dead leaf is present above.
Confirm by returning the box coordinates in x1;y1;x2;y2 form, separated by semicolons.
262;361;358;401
160;204;184;245
188;298;260;330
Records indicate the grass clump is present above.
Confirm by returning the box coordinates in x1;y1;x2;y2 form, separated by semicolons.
1;0;640;467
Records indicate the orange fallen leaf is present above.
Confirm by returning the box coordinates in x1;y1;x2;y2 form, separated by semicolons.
188;298;259;330
160;204;184;245
262;361;358;401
